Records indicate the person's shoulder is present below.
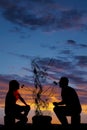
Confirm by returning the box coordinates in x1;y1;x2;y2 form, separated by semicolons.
68;86;77;94
68;86;75;90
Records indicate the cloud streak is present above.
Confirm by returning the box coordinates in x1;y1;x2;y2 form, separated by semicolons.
0;0;87;31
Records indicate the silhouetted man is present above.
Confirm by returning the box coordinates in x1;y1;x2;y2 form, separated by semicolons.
5;80;30;125
53;77;82;125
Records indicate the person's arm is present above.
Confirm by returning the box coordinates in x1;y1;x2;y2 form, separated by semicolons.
18;93;28;106
53;100;64;106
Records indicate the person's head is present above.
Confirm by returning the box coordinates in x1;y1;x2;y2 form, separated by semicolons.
9;80;20;91
59;77;69;88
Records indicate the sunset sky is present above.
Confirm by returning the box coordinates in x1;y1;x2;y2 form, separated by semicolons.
0;0;87;125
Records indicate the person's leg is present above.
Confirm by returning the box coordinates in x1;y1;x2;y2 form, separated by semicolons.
71;114;81;125
53;106;68;125
14;105;30;122
4;114;15;127
23;105;30;116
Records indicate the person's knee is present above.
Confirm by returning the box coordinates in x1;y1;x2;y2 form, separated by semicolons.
25;105;30;113
53;107;56;112
53;106;63;116
27;105;30;110
53;105;60;110
53;106;59;113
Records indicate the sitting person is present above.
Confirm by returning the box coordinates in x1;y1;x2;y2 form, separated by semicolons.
53;77;82;126
5;80;30;125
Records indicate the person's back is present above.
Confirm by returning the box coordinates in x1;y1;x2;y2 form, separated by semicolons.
61;85;82;114
5;90;16;115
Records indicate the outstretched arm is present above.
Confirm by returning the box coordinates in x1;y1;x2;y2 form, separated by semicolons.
19;94;28;106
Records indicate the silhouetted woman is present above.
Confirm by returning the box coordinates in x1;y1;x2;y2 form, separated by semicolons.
5;80;30;124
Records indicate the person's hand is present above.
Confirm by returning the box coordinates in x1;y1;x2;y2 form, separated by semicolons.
53;102;58;106
26;104;30;109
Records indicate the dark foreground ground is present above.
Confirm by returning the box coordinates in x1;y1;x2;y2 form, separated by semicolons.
2;115;87;130
0;123;87;130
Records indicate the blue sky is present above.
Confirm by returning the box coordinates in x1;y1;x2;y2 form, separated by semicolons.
0;0;87;124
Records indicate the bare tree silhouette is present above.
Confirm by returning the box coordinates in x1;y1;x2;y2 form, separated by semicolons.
31;58;54;116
